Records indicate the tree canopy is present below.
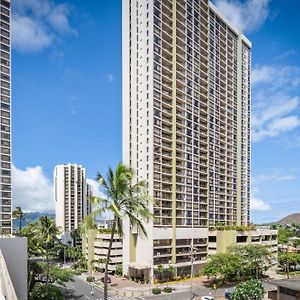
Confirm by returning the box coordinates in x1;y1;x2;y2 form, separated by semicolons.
203;244;273;282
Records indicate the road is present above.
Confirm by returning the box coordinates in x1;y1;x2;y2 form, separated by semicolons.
63;277;277;300
63;276;123;300
144;281;277;300
144;285;233;300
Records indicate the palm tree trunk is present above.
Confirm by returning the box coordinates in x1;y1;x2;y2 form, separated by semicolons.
103;219;116;300
46;247;49;284
19;217;22;235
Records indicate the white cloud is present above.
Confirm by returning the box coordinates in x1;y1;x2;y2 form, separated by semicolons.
86;179;112;219
12;165;54;212
250;177;271;212
252;63;300;143
213;0;269;33
47;5;74;34
256;174;295;182
12;16;52;52
12;0;76;53
251;197;271;211
252;97;300;142
252;65;300;88
86;179;105;198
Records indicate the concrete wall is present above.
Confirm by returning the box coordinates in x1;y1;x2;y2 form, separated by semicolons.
83;230;122;273
278;293;297;300
0;237;27;300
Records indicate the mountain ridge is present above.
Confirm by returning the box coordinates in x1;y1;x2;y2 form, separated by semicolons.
13;211;55;229
278;213;300;225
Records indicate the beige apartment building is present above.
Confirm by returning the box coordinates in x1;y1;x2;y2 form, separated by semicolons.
82;229;123;273
54;164;91;238
122;0;251;277
0;0;12;235
208;226;278;258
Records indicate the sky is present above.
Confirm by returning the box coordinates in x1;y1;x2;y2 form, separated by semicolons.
11;0;300;224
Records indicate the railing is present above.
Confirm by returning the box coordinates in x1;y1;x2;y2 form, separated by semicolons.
0;248;18;300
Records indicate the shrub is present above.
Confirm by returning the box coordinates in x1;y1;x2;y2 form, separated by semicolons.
115;264;123;277
86;276;95;282
49;266;74;285
231;279;264;300
152;287;162;295
163;287;172;293
30;284;64;300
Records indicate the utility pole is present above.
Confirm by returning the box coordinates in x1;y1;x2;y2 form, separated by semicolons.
189;241;196;300
287;245;290;279
64;246;66;265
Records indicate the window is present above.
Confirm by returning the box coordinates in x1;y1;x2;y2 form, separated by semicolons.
0;14;9;23
1;1;10;9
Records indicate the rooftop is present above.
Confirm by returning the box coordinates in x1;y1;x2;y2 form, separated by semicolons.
270;279;300;291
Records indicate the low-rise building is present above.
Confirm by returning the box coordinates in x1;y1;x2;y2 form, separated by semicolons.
82;229;122;273
269;279;300;300
208;226;278;259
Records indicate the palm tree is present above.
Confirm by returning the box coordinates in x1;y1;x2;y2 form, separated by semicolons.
39;216;59;283
21;223;43;257
12;206;24;234
71;228;81;247
88;163;152;300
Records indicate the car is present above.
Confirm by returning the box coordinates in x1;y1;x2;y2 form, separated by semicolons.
225;291;231;299
201;297;215;300
100;276;112;284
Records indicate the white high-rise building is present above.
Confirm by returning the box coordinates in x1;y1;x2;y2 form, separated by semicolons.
54;164;91;234
122;0;251;277
0;0;12;235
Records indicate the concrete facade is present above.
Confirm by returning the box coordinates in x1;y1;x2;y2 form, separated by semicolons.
54;164;91;235
0;0;12;236
269;280;300;300
0;237;27;300
122;0;251;277
208;227;278;257
82;229;122;273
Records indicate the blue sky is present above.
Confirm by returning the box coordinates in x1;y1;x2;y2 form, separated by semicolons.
11;0;300;223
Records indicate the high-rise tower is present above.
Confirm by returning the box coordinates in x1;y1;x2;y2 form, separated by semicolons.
54;164;91;234
0;0;11;235
122;0;251;276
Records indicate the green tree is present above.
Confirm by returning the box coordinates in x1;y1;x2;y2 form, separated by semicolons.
166;265;175;286
229;244;272;279
70;228;81;247
28;261;44;294
231;279;264;300
30;284;64;300
156;264;165;281
12;206;24;234
278;252;300;278
21;223;43;257
278;228;294;244
88;163;152;300
49;266;74;285
39;216;60;283
292;239;300;248
115;264;123;277
203;253;244;282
